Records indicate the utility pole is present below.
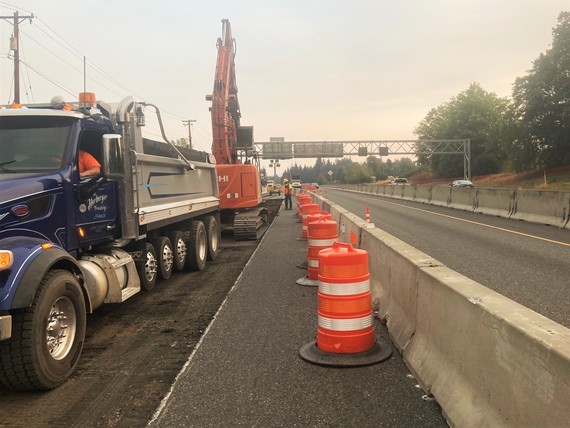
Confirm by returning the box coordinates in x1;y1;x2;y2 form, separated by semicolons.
182;119;196;149
1;11;34;104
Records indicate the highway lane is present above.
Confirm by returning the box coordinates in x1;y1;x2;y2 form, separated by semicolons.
322;188;570;328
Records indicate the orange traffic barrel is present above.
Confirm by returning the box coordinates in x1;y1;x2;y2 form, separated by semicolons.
296;211;333;271
296;216;337;287
296;210;332;270
295;194;312;219
299;242;392;366
299;204;320;239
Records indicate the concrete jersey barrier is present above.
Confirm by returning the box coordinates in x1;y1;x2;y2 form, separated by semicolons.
510;189;570;228
338;184;570;229
448;187;477;211
305;190;570;427
474;188;515;218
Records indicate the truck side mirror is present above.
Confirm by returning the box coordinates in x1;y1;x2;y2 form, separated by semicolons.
102;134;124;180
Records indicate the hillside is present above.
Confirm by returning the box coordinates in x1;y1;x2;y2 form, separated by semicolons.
408;165;570;191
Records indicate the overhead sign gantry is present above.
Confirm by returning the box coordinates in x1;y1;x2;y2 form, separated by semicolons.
254;139;472;180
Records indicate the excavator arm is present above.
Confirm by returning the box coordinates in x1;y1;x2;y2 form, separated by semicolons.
206;19;267;240
207;19;241;165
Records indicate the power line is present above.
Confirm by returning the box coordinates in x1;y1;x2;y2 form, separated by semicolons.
190;124;211;140
32;19;83;61
29;20;135;98
0;2;31;13
1;6;209;130
17;57;76;97
30;18;197;119
18;35;34;102
20;29;127;99
19;15;142;99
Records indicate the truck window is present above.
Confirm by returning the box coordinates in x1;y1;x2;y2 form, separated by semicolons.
78;129;104;165
0;116;72;173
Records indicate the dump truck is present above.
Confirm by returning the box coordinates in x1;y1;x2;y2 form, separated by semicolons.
0;93;220;390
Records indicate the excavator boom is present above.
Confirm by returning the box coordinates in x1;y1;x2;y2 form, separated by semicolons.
208;19;241;165
206;19;266;239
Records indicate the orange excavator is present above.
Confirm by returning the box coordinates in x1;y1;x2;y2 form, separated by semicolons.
206;19;267;240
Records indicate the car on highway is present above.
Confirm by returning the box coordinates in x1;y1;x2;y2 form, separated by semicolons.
450;179;475;188
389;177;410;185
311;182;319;189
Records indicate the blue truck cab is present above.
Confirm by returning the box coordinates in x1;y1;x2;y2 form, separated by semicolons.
0;96;220;390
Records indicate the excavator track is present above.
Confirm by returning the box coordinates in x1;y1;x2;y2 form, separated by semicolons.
233;207;269;240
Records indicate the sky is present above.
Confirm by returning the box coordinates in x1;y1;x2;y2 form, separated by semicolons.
1;0;568;174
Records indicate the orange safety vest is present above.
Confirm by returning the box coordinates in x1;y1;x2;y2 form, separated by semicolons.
284;183;293;195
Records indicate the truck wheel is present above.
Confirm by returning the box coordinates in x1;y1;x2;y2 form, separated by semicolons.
168;231;187;271
137;243;157;291
203;215;220;261
154;236;173;280
0;269;86;391
186;220;207;271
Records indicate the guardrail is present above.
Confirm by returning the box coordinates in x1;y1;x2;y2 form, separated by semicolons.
338;184;570;229
311;190;570;427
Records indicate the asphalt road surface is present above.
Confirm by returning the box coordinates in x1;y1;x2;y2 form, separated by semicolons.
325;188;570;328
149;204;446;428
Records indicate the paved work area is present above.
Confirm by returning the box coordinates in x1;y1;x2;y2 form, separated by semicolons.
149;202;447;427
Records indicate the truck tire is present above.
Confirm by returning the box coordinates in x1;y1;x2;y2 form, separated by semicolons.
168;231;187;271
203;215;220;261
0;269;86;391
186;220;207;271
137;243;157;291
154;236;173;280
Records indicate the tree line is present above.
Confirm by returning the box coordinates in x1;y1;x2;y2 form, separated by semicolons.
284;12;569;183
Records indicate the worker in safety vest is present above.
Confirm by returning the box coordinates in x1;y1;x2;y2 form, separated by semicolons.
283;178;293;210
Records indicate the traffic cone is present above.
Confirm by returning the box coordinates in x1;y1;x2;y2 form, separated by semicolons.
296;216;337;286
299;242;392;366
364;205;375;228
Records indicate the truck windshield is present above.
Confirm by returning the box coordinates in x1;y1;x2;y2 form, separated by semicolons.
0;116;73;173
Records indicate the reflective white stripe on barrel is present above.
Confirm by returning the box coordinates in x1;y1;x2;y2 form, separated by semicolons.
318;314;373;331
308;238;336;247
308;259;319;268
319;279;370;296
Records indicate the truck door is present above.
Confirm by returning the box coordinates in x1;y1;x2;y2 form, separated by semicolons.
73;129;119;247
75;181;118;246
